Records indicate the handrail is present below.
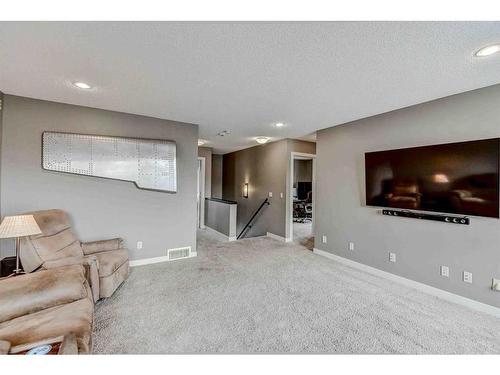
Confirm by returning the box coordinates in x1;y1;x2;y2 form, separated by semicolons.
237;198;270;239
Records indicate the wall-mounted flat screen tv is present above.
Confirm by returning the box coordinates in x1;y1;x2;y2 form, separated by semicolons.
365;138;500;218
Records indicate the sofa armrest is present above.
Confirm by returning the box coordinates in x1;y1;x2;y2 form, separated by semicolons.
42;255;85;270
81;238;124;255
82;256;100;303
0;340;10;355
0;265;88;323
58;333;78;355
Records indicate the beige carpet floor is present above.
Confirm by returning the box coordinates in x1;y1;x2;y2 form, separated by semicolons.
293;222;314;250
92;229;500;354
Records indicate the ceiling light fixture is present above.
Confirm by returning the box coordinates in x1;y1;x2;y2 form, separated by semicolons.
198;139;207;146
275;122;285;128
73;81;92;89
255;136;270;144
475;44;500;57
217;130;231;137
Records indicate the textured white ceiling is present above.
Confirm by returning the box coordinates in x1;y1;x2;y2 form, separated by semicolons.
1;22;500;153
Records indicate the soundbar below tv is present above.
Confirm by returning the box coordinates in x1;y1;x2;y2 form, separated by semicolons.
365;138;500;218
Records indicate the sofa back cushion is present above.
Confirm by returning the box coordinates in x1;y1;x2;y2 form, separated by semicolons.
20;210;83;273
0;265;88;323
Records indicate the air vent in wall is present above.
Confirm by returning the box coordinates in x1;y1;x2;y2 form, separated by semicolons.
167;246;191;260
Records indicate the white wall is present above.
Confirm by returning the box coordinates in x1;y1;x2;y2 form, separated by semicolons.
198;146;212;198
1;95;198;261
315;84;500;308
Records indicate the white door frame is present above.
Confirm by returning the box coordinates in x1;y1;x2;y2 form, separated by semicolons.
197;157;206;229
286;152;316;242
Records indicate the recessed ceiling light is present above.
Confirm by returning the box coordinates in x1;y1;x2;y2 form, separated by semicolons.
255;136;270;144
198;139;207;146
275;122;285;128
73;81;92;89
475;44;500;57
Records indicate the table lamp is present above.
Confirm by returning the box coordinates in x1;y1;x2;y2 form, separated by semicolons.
0;215;42;276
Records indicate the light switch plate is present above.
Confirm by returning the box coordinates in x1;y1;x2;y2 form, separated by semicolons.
280;192;284;198
440;266;449;277
137;241;143;250
322;235;327;244
348;242;354;251
389;252;396;263
268;192;273;197
463;271;473;284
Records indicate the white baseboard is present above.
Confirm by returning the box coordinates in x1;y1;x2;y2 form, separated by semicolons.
313;248;500;318
130;252;197;267
204;226;236;241
266;232;292;242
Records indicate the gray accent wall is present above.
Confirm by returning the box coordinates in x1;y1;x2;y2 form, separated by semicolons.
223;139;316;238
315;84;500;308
0;95;198;261
211;154;223;199
0;92;3;257
223;139;288;238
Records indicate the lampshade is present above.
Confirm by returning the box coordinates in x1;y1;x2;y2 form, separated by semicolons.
0;215;42;239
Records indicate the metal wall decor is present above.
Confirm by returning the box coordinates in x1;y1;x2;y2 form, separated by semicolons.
42;131;177;193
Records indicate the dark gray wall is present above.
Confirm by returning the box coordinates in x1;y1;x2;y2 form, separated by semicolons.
211;154;223;199
0;95;198;261
294;159;313;186
0;92;3;255
315;84;500;308
223;139;316;238
223;139;288;237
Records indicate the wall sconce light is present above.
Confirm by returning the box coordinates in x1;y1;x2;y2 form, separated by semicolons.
243;183;249;198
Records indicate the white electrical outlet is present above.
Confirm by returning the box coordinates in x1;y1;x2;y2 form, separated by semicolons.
322;235;327;244
137;241;143;250
348;242;355;251
463;271;473;284
268;192;273;197
280;192;284;199
389;252;396;263
440;266;449;278
492;278;500;291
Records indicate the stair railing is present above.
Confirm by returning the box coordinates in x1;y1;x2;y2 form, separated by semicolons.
237;198;270;239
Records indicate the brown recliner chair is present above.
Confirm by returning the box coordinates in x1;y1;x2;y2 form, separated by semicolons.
385;180;422;209
20;209;129;301
0;265;93;354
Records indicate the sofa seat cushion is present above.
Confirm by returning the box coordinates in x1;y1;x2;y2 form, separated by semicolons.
94;249;129;278
0;298;93;354
0;265;88;323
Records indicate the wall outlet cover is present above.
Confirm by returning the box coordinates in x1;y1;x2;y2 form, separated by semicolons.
322;235;327;244
348;242;354;251
492;278;500;291
463;271;473;284
389;252;396;263
137;241;143;250
268;192;273;197
440;265;449;278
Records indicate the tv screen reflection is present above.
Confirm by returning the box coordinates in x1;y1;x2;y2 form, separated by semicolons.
365;138;500;218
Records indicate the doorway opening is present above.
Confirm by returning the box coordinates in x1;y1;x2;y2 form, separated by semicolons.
287;152;316;250
197;157;206;229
